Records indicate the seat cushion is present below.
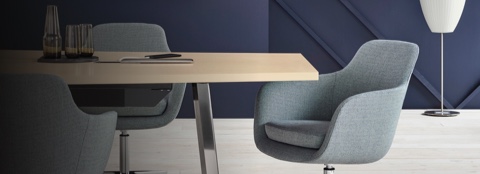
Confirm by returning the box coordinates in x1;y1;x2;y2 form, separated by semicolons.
80;98;167;116
265;120;330;149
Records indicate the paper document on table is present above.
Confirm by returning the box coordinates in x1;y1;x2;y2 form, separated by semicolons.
96;57;193;64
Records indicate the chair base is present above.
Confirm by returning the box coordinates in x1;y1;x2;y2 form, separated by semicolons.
104;171;167;174
423;110;459;117
111;131;168;174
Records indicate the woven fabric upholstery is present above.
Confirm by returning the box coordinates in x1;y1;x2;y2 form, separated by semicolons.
254;40;419;164
266;120;330;149
93;23;170;52
0;73;117;174
79;23;186;130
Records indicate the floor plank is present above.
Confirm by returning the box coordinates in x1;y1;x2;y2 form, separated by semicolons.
104;110;480;173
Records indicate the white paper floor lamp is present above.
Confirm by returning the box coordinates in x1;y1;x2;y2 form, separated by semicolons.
420;0;466;117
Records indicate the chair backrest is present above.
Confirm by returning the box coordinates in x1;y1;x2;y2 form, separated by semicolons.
93;23;170;52
79;23;186;125
81;23;172;116
0;73;117;174
332;40;419;112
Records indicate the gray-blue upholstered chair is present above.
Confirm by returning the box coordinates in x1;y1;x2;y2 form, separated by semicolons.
79;23;186;174
1;73;117;174
254;40;419;173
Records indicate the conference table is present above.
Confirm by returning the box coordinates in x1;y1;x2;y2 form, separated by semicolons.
0;50;318;174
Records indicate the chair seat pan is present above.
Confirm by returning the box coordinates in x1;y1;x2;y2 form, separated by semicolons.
265;120;330;149
81;98;167;116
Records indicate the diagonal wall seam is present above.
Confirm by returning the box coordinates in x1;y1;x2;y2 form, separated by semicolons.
276;0;347;67
457;84;480;108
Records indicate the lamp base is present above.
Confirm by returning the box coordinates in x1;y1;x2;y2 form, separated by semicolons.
423;110;459;117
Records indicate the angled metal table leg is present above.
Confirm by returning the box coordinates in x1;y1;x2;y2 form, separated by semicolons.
192;83;219;174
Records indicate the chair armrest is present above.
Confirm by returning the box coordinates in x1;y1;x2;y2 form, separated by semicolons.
76;111;117;174
112;83;186;130
160;83;187;121
313;84;408;164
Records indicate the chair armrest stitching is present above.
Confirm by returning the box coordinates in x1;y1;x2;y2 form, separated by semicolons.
73;115;91;174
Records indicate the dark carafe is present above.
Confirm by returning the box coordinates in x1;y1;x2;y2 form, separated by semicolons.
43;5;62;59
43;34;62;58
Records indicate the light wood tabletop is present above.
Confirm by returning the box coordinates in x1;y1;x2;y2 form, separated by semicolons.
0;50;318;85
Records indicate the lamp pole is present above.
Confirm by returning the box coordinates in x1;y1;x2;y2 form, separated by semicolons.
423;33;459;117
441;33;444;114
420;0;465;117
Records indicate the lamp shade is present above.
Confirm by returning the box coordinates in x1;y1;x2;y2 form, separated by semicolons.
420;0;466;33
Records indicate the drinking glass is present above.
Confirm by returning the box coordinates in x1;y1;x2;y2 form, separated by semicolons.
79;24;94;57
43;5;62;58
65;25;79;58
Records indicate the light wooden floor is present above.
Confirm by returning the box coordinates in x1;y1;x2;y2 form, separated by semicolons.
105;110;480;174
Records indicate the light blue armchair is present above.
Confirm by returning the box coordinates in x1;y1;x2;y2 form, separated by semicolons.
78;23;186;174
254;40;419;173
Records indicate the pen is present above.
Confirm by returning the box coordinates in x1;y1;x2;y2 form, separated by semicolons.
145;53;182;59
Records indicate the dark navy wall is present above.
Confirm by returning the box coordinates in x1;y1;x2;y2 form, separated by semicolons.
270;0;480;110
2;0;479;118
